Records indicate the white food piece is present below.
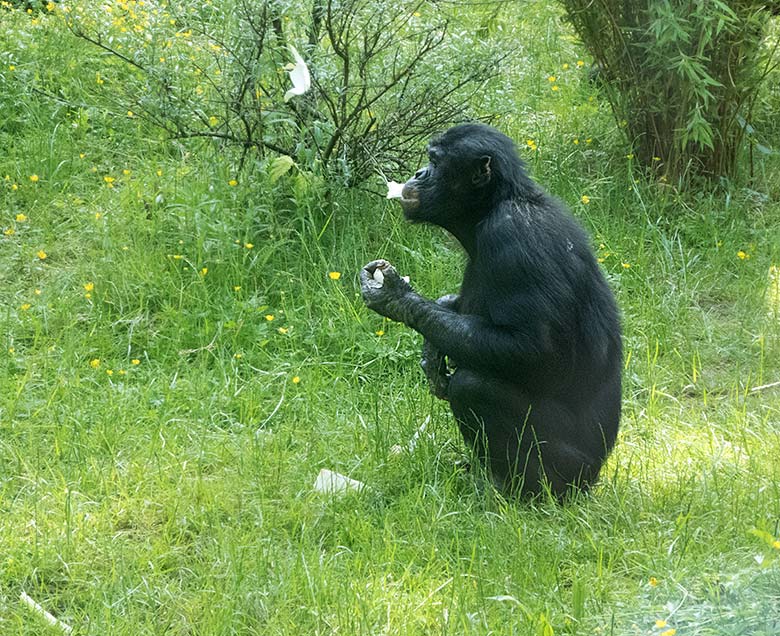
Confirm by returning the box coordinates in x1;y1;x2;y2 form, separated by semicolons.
313;468;367;495
284;45;311;102
386;180;405;199
373;268;385;284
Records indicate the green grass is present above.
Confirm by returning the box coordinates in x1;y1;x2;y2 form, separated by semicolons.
2;3;780;635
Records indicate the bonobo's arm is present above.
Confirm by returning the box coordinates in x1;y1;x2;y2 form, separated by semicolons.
420;294;459;400
361;260;554;376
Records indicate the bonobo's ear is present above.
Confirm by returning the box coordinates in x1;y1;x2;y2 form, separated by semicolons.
471;155;492;187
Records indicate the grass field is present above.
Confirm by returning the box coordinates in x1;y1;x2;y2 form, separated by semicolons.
1;3;780;635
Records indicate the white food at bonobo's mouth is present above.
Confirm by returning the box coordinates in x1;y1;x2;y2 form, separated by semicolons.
386;180;405;199
372;268;385;284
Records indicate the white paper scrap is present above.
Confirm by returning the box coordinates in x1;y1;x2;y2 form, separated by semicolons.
313;468;367;494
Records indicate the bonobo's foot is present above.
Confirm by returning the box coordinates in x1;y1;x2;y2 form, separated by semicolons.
434;293;460;312
421;339;451;400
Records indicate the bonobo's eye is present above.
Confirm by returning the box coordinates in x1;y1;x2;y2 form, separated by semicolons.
427;146;443;168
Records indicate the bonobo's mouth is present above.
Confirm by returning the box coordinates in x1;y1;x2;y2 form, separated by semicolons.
399;184;420;214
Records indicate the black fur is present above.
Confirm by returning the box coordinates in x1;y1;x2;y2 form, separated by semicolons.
361;123;622;498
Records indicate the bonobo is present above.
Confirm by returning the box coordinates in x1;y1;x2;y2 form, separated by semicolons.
360;123;621;498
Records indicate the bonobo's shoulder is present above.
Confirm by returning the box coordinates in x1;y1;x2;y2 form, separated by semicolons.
478;195;581;245
476;195;594;278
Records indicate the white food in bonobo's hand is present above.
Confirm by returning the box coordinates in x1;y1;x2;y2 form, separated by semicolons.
386;180;404;200
373;268;385;284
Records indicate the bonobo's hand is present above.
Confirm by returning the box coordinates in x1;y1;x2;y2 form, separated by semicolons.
360;259;415;323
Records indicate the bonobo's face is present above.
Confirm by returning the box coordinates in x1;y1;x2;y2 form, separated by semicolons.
398;127;493;226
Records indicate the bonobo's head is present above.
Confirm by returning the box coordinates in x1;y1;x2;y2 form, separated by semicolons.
399;123;533;227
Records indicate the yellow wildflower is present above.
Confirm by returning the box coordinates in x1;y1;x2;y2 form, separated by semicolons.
292;375;301;384
329;271;341;280
20;303;31;311
228;179;238;186
4;228;15;236
244;243;254;249
265;314;274;321
577;60;585;67
90;358;101;368
277;327;288;334
37;250;47;260
660;630;676;636
29;175;39;183
200;267;208;276
84;282;94;292
15;213;27;222
375;330;385;336
737;250;749;260
655;620;667;628
581;195;590;204
131;359;140;365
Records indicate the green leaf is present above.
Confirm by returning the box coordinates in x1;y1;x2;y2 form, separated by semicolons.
269;155;296;183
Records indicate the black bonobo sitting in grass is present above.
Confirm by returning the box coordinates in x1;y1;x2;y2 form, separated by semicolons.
360;123;622;498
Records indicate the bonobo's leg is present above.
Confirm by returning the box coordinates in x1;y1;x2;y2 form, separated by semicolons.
420;294;459;400
448;369;600;498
